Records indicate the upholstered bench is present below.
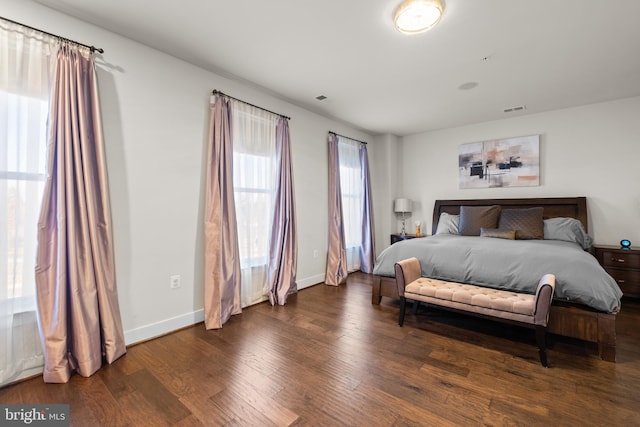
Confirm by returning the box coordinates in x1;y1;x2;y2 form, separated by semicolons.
394;257;556;367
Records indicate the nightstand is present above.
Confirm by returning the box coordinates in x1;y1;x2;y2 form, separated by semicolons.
594;245;640;298
390;233;426;245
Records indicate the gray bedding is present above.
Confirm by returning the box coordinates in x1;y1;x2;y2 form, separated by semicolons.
372;234;622;313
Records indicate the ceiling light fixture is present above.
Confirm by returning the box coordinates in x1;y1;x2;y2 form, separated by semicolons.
394;0;444;34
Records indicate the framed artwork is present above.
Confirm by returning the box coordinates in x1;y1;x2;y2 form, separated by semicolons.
458;134;540;189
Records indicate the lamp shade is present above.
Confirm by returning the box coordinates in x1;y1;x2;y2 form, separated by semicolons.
394;198;412;213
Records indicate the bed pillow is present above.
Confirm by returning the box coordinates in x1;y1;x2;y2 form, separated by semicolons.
458;205;501;236
435;212;459;235
544;217;593;249
498;207;544;239
480;228;516;240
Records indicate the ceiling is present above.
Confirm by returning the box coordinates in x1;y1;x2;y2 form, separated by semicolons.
35;0;640;136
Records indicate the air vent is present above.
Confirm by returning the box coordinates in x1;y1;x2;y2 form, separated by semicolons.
503;105;526;113
315;95;327;101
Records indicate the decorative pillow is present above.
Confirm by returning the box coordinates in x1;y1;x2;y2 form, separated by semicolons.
480;228;516;240
498;207;544;240
458;205;501;236
435;212;459;235
544;217;593;249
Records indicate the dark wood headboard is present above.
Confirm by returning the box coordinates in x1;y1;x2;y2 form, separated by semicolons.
431;197;588;236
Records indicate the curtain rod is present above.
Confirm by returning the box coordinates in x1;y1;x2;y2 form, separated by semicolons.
211;90;290;120
0;16;104;53
329;131;368;145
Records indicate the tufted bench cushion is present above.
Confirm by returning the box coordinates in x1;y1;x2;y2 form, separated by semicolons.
405;278;537;320
395;257;556;366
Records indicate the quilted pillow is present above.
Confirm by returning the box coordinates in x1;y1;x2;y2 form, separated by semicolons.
458;205;501;236
480;228;516;240
498;207;544;240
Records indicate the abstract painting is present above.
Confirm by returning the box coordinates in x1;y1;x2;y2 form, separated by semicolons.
459;134;540;189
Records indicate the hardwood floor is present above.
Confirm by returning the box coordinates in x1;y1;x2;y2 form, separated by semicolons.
2;272;640;426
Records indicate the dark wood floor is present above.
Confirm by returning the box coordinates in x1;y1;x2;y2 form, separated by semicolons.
2;272;640;426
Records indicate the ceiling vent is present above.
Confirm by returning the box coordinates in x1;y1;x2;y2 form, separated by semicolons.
503;105;526;113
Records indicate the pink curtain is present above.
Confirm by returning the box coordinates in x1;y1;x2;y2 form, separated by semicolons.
204;96;242;329
267;118;298;305
325;133;347;286
35;45;126;383
359;144;376;273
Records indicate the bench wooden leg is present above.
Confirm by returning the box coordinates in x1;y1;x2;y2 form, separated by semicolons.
536;325;549;368
399;297;407;326
412;300;420;315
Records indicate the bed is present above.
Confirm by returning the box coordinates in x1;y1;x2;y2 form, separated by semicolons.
371;197;622;361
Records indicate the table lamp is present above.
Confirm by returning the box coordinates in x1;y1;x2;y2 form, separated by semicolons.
394;198;412;237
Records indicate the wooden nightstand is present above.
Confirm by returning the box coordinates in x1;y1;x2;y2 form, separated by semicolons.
594;245;640;298
390;233;426;245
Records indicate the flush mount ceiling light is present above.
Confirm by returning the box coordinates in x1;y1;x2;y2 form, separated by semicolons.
394;0;444;34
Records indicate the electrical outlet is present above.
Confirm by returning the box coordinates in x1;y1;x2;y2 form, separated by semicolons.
313;249;319;258
170;275;181;289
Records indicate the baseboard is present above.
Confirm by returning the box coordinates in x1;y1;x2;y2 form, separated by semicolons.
124;309;205;346
124;273;326;346
297;273;325;290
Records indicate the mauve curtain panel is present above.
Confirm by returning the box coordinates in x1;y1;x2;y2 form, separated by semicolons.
359;144;376;273
204;96;242;329
325;133;348;286
35;45;126;383
267;118;298;305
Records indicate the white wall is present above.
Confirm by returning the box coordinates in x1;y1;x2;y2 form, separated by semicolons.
400;96;640;246
370;134;401;255
5;0;374;344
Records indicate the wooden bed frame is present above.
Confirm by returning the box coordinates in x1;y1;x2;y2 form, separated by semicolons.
371;197;617;362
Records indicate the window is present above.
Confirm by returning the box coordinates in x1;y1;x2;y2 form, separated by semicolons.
0;88;49;386
231;102;277;307
1;92;48;304
233;152;274;268
337;137;364;272
0;23;55;385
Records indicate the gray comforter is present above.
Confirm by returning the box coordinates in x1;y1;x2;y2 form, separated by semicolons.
372;234;622;313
